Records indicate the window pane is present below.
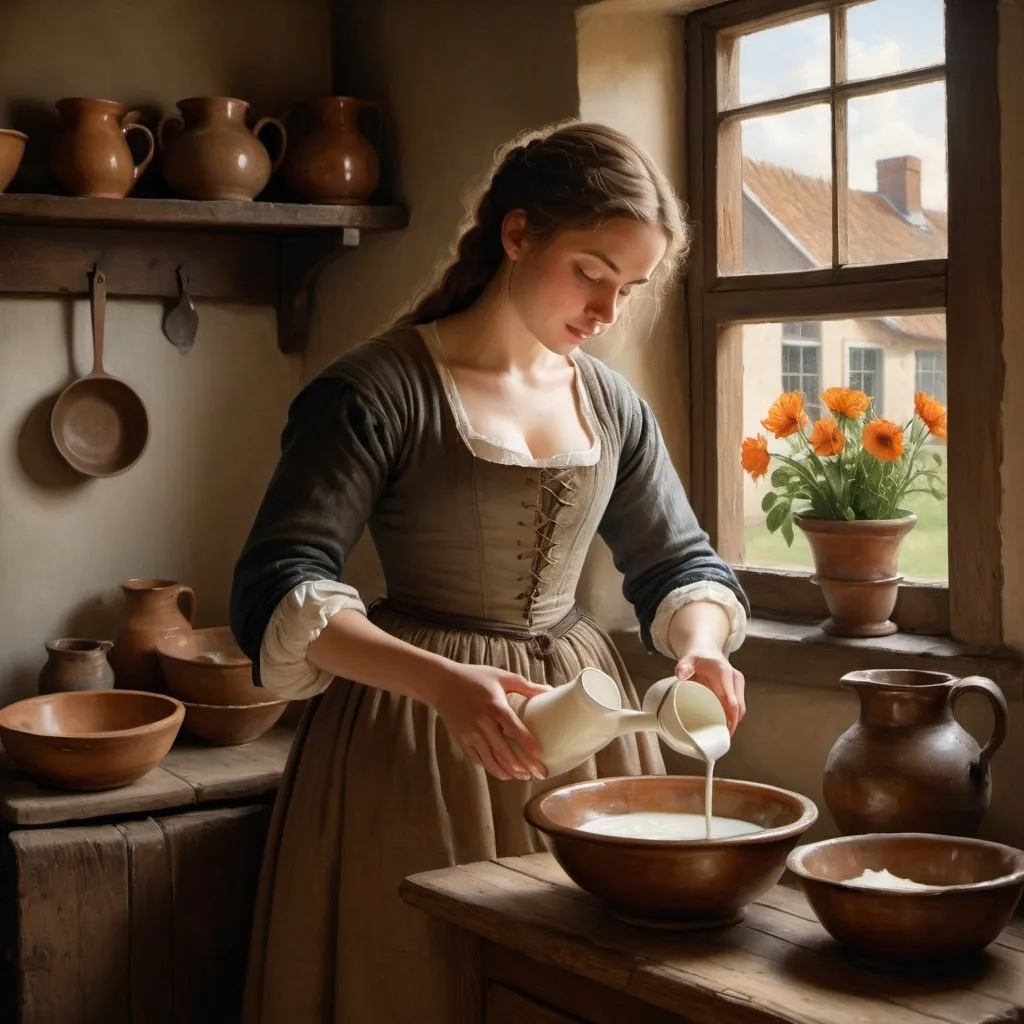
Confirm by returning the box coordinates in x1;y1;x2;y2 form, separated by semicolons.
845;0;945;83
846;81;947;264
723;104;832;275
737;314;947;581
733;15;830;108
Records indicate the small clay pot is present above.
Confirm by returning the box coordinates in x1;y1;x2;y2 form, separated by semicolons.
38;638;115;695
796;513;917;637
180;700;288;746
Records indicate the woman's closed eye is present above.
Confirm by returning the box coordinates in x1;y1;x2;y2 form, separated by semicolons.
575;265;633;297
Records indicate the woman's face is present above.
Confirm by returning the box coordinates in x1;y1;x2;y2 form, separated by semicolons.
502;213;669;355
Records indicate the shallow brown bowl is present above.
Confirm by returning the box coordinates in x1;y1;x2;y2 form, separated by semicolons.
0;129;26;192
787;833;1024;968
0;690;183;790
525;775;818;929
156;626;267;706
180;699;288;746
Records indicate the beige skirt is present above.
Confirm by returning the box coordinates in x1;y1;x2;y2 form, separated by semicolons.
242;602;664;1024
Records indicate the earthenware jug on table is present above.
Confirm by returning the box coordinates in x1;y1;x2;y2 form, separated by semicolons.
517;667;730;777
37;639;115;694
109;578;196;692
822;669;1008;837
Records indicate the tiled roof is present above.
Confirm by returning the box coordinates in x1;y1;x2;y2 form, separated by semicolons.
743;158;947;340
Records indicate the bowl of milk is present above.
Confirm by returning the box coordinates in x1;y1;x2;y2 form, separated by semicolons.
787;833;1024;968
524;775;818;929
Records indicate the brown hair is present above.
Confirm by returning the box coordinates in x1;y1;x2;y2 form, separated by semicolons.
393;120;690;327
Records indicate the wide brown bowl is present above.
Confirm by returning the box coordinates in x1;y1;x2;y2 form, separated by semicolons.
180;699;288;746
0;129;26;192
525;775;818;929
787;833;1024;969
0;690;184;790
156;626;267;706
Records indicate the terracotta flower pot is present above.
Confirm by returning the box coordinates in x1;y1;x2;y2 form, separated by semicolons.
796;513;917;637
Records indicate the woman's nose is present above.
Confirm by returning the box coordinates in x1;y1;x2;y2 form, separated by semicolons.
586;290;618;326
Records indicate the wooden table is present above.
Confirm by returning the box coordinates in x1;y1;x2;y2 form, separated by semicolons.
0;726;294;1024
402;852;1024;1024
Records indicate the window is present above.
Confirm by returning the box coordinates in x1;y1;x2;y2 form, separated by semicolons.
781;322;822;419
915;350;947;405
846;344;883;414
685;0;1002;643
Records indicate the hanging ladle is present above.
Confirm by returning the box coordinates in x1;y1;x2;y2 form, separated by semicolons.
51;267;150;477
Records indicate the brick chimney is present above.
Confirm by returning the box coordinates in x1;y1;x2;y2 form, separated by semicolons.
876;155;922;217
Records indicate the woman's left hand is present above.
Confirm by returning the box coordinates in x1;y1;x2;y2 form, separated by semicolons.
674;647;745;734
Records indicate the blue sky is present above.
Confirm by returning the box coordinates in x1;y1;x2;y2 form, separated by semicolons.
736;0;947;209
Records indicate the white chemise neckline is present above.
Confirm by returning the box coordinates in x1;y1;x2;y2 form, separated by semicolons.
417;322;602;469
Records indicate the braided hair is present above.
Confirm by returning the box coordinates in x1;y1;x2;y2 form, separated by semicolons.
393;120;690;327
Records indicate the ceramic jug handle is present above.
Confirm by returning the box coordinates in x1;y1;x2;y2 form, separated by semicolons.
157;113;184;153
253;116;288;173
123;121;155;180
175;585;197;625
951;675;1008;762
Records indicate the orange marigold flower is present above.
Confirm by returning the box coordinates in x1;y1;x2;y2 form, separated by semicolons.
740;434;771;480
914;392;947;440
821;387;871;419
760;392;809;439
809;417;845;457
862;419;905;461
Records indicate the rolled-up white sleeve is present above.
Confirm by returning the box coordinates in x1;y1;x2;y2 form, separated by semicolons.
259;580;366;699
650;582;748;660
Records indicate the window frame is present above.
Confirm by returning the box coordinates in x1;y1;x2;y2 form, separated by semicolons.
684;0;1002;645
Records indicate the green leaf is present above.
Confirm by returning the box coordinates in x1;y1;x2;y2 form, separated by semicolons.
761;492;779;512
766;501;789;534
780;515;795;547
841;506;856;521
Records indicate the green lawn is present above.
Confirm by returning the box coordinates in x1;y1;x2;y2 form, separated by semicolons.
741;461;948;582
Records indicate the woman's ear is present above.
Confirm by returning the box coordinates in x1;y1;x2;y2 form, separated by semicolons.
500;209;530;261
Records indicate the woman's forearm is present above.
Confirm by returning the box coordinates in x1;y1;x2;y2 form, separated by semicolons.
666;600;733;659
306;608;453;707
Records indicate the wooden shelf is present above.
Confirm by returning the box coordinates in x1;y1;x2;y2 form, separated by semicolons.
0;193;409;353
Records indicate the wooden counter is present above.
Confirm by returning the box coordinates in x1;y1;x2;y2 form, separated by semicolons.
0;727;294;1024
402;852;1024;1024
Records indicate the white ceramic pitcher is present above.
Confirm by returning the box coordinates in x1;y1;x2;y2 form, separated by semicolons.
518;667;730;777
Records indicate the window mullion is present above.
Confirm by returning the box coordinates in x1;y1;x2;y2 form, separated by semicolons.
831;6;848;268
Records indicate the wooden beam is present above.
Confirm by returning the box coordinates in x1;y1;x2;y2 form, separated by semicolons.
945;0;1003;644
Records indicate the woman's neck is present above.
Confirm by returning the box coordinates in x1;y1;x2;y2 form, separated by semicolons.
436;277;568;380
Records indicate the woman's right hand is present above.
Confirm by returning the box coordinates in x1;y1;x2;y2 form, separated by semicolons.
430;662;549;782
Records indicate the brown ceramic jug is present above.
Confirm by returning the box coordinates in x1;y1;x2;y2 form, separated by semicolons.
51;98;155;199
281;96;380;204
822;669;1008;837
37;639;115;695
109;578;196;692
158;97;286;201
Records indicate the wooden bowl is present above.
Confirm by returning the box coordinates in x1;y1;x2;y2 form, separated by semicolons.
0;690;183;790
787;833;1024;968
180;699;288;746
156;626;267;706
525;776;818;929
0;129;26;192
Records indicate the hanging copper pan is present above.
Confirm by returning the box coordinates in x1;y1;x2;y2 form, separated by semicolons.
51;268;149;477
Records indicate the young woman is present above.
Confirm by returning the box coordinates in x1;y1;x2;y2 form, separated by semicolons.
231;119;749;1024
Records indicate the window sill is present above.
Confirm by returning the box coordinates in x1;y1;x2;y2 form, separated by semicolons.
610;617;1023;701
